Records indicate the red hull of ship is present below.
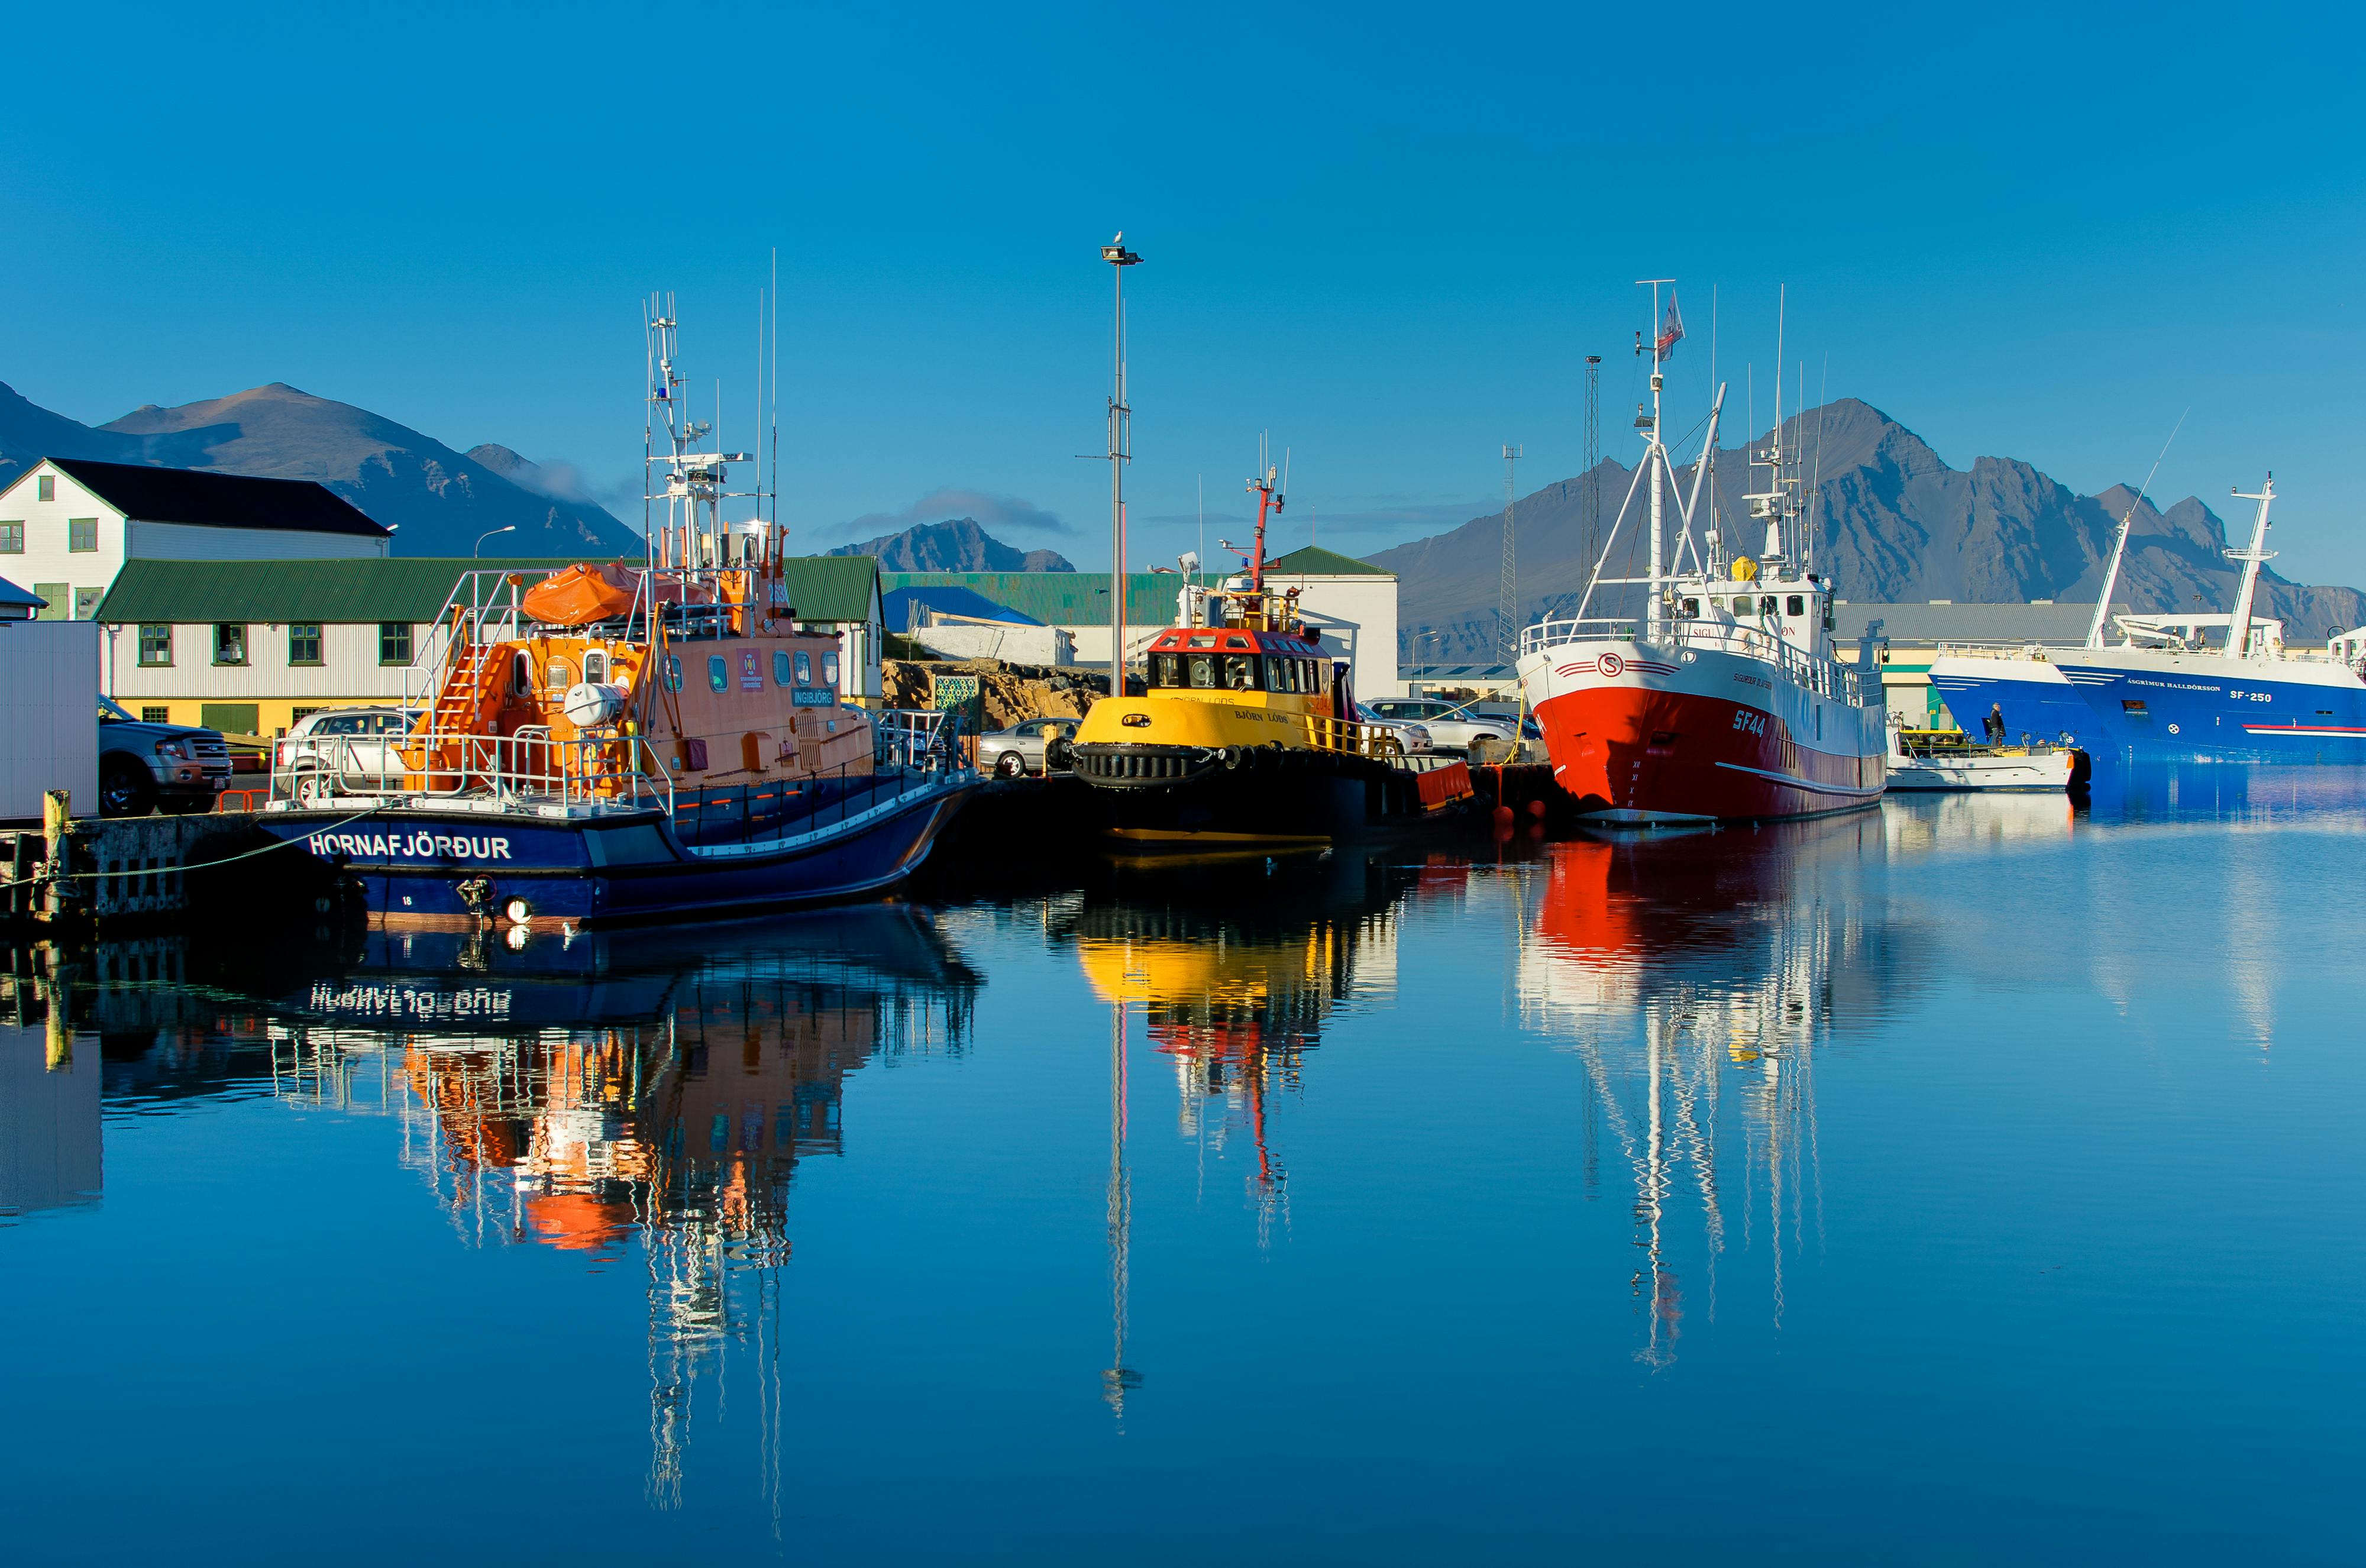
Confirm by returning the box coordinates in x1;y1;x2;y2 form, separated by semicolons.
1534;684;1883;822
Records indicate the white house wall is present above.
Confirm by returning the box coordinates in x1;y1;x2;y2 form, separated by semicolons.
1268;574;1401;699
0;463;387;628
0;620;100;819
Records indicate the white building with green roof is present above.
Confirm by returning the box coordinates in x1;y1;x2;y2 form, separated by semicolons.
95;554;884;737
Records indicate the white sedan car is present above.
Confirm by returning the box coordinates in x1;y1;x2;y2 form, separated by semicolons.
1364;698;1517;754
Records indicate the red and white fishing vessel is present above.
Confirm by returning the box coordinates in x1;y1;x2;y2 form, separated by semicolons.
1516;284;1887;823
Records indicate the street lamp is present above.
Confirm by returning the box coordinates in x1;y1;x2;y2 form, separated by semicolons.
1101;234;1141;699
474;525;517;557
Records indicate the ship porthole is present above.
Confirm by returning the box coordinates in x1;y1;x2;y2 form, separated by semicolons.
503;896;533;924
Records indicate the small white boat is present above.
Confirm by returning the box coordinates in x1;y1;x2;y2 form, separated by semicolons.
1885;719;2085;793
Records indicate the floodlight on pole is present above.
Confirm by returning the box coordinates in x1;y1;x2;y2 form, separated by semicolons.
1103;234;1141;697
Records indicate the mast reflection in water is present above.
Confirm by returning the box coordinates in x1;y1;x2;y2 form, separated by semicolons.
1516;814;1919;1366
260;910;977;1516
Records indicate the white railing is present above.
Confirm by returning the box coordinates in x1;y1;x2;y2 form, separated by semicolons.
274;728;677;816
1521;615;1877;707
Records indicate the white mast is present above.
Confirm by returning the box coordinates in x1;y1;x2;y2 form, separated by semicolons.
2087;413;2189;649
2223;475;2277;661
1101;235;1142;700
1638;279;1673;644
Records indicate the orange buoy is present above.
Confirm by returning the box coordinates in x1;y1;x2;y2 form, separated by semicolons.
1525;797;1547;818
1491;804;1515;827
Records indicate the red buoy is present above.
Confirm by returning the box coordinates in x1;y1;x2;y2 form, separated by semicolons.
1491;804;1515;827
1525;798;1546;819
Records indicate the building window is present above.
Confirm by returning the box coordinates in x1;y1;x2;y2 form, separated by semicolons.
138;624;172;666
67;518;98;553
0;523;21;553
37;476;54;502
140;706;170;724
292;707;322;724
287;623;323;665
214;623;248;666
379;622;412;664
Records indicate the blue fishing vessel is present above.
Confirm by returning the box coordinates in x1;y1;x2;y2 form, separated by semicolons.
1930;475;2366;761
256;302;978;927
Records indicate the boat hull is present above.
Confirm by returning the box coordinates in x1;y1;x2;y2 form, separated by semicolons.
1069;744;1467;844
255;775;978;928
1519;641;1887;823
1926;655;2099;749
1933;649;2366;761
1885;748;2081;792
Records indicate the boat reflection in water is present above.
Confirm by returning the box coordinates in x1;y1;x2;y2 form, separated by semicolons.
260;908;977;1512
1053;852;1413;1420
1517;814;1918;1367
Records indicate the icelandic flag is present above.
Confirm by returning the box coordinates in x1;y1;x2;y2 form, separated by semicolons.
1656;292;1685;361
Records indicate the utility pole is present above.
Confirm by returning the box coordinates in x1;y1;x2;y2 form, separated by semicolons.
1101;235;1142;699
1583;355;1602;577
1499;445;1522;665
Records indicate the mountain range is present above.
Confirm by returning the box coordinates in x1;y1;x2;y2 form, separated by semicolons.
1378;399;2366;661
828;517;1075;572
0;380;640;557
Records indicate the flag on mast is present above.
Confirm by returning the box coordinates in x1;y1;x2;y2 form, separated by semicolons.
1656;292;1685;361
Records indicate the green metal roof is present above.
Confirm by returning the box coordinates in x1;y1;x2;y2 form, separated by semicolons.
98;554;883;626
97;557;583;625
777;554;881;623
1264;545;1391;577
880;571;1223;629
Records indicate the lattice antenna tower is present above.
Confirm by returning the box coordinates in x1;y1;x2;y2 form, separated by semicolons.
1499;444;1522;664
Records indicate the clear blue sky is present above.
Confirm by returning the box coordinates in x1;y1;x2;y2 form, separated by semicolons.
6;2;2362;585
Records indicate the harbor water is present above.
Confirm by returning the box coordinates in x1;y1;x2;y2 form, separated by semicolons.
2;762;2361;1563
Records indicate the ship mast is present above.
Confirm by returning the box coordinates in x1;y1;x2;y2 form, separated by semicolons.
1246;434;1283;594
2223;475;2277;660
1638;279;1673;644
645;295;754;574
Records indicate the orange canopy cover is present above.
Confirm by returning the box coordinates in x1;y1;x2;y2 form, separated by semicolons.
522;562;716;626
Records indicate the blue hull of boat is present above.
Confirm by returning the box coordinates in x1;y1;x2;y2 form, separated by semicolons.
257;775;978;927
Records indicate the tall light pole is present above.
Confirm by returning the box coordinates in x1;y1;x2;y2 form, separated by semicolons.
474;524;516;557
1101;234;1140;699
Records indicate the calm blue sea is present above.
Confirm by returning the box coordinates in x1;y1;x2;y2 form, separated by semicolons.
2;762;2361;1564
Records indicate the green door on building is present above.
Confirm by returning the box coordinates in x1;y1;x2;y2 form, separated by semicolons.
201;704;260;738
34;583;66;621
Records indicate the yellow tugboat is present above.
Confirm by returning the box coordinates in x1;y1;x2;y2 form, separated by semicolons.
1069;465;1471;843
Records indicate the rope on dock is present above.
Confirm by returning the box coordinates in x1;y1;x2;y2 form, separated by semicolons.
51;804;386;881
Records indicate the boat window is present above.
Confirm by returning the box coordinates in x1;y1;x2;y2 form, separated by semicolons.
547;659;573;692
794;651;813;684
1679;597;1699;618
511;651;531;694
664;655;683;692
1188;654;1217;688
822;651;840;687
1223;655;1256;691
1760;595;1778;616
2122;700;2148;714
1152;652;1182;688
584;651;606;683
1265;655;1293;691
774;649;793;686
1786;594;1805;616
707;655;728;693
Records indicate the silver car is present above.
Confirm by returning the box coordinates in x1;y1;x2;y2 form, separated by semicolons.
1365;697;1517;754
981;716;1078;778
276;707;415;801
